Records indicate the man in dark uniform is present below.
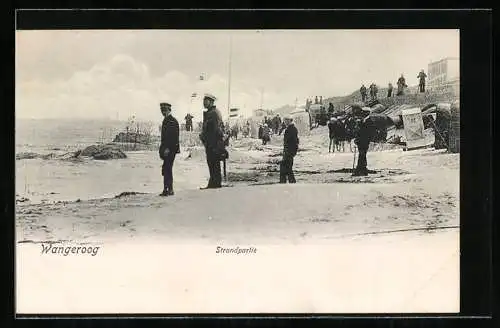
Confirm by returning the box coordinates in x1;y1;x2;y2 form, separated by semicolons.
417;69;427;93
353;113;393;176
360;84;367;102
280;115;299;184
397;74;407;96
199;94;226;189
184;113;194;131
159;102;180;196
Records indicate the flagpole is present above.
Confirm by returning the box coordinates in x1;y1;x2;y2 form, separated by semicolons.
227;35;233;122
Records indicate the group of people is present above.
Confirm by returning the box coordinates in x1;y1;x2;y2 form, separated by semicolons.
257;114;286;145
306;96;324;108
158;94;300;196
359;69;428;103
359;83;379;102
265;114;284;135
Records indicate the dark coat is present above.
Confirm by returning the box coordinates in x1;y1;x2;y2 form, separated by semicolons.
159;114;180;159
262;125;271;141
200;106;226;155
397;77;407;88
417;72;427;84
356;114;393;147
283;123;299;157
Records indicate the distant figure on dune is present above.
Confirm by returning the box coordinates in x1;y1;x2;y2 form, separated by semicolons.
360;84;367;103
369;83;378;100
387;83;394;98
159;102;180;196
280;115;299;184
397;74;407;96
417;69;427;93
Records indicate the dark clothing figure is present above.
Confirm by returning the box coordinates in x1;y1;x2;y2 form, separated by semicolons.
353;114;392;175
314;96;319;104
360;85;367;102
162;153;176;195
328;103;334;116
369;84;378;100
387;83;393;98
199;106;226;188
417;71;427;93
258;125;263;139
328;118;348;153
230;125;239;140
274;116;282;134
184;114;193;131
159;114;180;194
397;76;407;96
318;106;328;126
280;123;299;183
262;125;271;145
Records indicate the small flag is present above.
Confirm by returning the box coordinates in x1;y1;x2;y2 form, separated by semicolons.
230;108;239;118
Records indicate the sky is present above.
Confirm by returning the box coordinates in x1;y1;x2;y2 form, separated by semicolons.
16;29;459;122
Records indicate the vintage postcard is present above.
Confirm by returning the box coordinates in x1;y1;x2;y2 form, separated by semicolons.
15;27;460;314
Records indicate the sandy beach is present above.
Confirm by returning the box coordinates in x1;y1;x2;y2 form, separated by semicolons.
15;127;460;314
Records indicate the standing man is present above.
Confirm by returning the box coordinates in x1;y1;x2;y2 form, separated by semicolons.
371;83;378;100
280;115;299;184
360;84;367;102
417;69;427;93
387;82;394;98
159;102;180;196
275;114;282;135
262;123;271;145
199;94;226;189
184;113;194;131
397;74;407;96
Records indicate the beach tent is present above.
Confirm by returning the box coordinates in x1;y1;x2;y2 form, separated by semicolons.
290;110;311;136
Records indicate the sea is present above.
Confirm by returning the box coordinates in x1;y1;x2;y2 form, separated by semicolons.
15;118;207;204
